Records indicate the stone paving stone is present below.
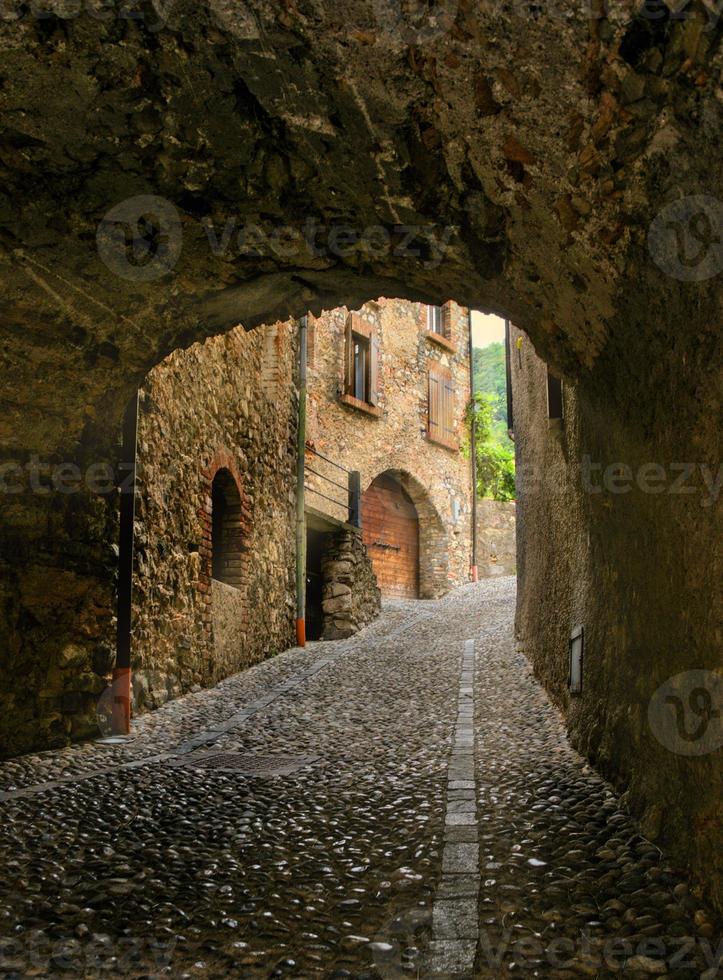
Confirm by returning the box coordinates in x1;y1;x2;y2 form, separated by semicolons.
445;825;480;843
446;813;478;829
428;938;477;976
443;843;480;874
447;799;476;813
433;898;479;939
437;875;481;900
447;789;475;800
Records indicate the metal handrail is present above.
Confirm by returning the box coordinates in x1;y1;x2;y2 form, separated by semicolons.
303;444;361;528
305;443;351;474
304;485;349;511
305;464;349;494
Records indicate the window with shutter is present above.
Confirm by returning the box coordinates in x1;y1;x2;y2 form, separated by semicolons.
341;313;381;416
425;303;455;350
441;303;453;340
427;363;457;449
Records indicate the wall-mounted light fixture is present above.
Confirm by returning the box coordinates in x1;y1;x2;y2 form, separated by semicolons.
569;625;584;694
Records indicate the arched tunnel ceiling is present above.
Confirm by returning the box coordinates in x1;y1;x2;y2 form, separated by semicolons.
0;0;721;453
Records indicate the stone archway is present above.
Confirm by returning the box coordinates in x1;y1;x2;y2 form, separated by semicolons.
0;0;721;912
362;469;448;600
200;451;248;675
211;468;244;588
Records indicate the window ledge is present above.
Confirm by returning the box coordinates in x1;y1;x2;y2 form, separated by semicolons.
425;330;456;353
426;433;460;452
339;393;382;417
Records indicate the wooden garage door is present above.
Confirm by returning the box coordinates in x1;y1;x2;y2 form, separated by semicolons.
362;474;419;598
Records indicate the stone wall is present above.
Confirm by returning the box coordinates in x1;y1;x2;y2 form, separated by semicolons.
476;499;516;578
320;529;381;640
305;298;474;595
131;322;298;713
510;324;723;915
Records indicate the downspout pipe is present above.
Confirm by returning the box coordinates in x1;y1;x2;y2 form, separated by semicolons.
112;390;139;735
295;316;308;647
468;312;478;582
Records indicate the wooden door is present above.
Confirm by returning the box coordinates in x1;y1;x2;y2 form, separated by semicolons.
362;474;419;598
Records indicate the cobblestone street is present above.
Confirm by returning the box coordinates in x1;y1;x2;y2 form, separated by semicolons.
0;579;719;979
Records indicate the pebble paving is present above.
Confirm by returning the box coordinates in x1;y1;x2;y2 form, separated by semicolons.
0;578;719;979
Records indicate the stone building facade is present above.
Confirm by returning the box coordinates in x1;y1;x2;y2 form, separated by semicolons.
4;298;475;743
304;298;474;603
131;322;298;713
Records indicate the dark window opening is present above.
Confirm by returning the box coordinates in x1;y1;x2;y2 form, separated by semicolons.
211;468;244;588
428;304;443;334
353;335;370;402
547;369;564;421
427;303;453;343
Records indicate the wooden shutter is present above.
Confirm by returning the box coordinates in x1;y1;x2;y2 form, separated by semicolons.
307;315;316;370
442;303;453;341
344;315;354;394
428;363;456;448
369;327;380;406
428;365;440;440
442;371;456;443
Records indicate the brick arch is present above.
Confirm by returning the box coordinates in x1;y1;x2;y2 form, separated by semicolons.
363;468;449;600
198;449;251;649
211;469;244;587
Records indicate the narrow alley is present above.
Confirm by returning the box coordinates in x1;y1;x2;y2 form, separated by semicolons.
0;579;716;979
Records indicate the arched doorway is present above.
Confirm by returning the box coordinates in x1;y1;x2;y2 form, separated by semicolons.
211;468;244;588
362;472;420;599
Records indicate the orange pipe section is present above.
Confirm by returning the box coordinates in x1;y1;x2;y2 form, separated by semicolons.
470;565;479;582
111;666;131;735
296;618;306;647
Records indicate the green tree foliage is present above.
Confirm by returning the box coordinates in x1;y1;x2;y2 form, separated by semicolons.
467;344;516;501
473;343;508;416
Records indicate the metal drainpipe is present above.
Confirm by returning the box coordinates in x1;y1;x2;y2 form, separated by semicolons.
112;390;139;735
295;316;308;646
468;312;479;582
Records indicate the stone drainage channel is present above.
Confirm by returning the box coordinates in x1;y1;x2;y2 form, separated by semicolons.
429;637;480;977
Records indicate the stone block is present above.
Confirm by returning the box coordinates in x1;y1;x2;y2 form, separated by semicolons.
442;843;479;874
432;899;479;940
